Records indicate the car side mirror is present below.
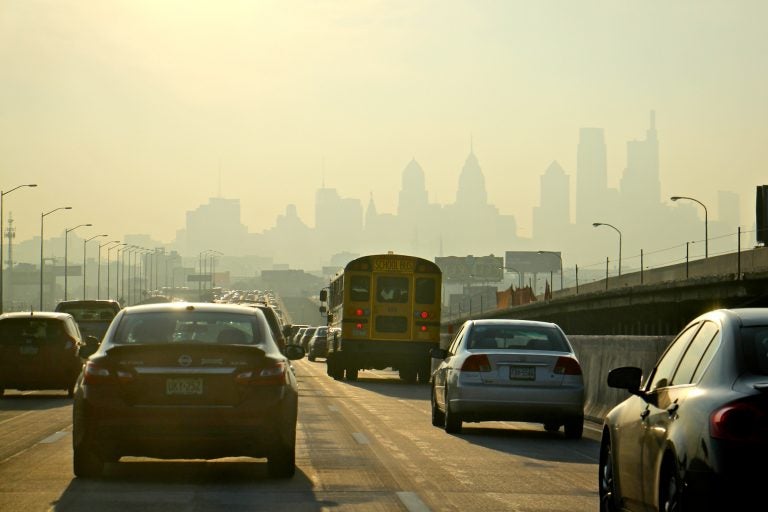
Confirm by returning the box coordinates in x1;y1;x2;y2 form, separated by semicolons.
430;347;448;360
607;366;643;395
78;343;99;359
85;335;100;346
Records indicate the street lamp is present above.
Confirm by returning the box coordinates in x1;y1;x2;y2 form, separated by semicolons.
0;183;37;313
537;250;564;290
592;222;622;276
40;206;72;310
83;234;107;299
671;195;708;258
98;240;120;299
64;223;92;300
107;242;126;300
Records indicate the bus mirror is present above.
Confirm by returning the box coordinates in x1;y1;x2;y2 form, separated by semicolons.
319;290;327;302
319;305;327;314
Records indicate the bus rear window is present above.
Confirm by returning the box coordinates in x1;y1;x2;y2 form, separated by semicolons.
415;278;436;304
350;276;370;302
377;276;408;303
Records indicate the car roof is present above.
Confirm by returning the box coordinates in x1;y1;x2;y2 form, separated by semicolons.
468;318;561;329
121;302;260;315
710;308;768;327
0;311;73;321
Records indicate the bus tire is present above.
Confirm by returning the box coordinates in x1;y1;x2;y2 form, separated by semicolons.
399;366;417;383
346;367;359;381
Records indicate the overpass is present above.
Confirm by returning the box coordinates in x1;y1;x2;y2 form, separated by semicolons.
441;245;768;336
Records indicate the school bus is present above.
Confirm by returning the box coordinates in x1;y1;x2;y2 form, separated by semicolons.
319;253;442;383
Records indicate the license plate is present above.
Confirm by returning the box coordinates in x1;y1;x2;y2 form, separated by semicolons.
19;345;38;355
166;378;203;395
509;366;535;380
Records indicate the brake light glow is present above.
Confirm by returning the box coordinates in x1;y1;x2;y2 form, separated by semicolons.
355;308;364;316
710;398;768;442
461;354;492;372
83;361;112;385
553;356;582;375
356;323;364;329
420;325;427;332
419;311;429;319
236;361;288;386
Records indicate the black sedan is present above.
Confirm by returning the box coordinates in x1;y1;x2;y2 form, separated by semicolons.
72;302;305;479
599;308;768;511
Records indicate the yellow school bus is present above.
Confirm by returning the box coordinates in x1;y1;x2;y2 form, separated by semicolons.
319;253;442;383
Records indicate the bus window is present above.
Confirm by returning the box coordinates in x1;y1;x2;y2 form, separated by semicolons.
377;276;408;303
415;278;436;304
350;276;370;302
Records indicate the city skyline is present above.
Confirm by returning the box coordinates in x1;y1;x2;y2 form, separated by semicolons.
1;1;766;247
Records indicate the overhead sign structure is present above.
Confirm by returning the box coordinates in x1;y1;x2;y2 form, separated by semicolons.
187;274;211;283
435;255;504;283
505;251;562;274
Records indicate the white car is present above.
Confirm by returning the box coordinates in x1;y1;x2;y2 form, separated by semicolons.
430;318;585;438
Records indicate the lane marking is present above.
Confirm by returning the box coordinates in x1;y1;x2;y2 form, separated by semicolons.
396;491;431;512
40;431;68;444
328;405;339;412
352;432;369;444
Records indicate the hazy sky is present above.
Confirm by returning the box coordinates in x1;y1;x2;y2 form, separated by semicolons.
1;1;766;245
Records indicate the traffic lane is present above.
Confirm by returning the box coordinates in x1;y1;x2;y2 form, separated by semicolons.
0;390;74;463
295;358;601;511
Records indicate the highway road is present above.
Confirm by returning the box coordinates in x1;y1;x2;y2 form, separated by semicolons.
0;358;602;511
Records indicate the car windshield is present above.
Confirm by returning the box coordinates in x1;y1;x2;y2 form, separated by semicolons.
112;312;267;346
468;325;569;351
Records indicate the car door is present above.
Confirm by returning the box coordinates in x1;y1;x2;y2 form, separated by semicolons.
433;323;468;410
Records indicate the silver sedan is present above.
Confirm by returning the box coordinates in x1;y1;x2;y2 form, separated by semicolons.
430;318;585;438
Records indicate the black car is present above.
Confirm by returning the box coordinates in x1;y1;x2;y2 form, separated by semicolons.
72;302;305;478
599;308;768;511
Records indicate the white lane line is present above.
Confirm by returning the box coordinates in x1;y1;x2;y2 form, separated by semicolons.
0;410;35;426
396;491;431;512
328;405;339;412
40;431;68;444
351;432;369;444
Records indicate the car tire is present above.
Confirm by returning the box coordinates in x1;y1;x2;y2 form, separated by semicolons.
658;457;684;512
73;443;104;478
443;392;462;434
267;442;296;478
563;416;584;439
308;349;316;362
66;385;75;399
431;387;445;427
543;422;560;433
598;434;620;512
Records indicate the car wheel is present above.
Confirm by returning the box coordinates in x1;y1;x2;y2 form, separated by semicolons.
431;387;445;427
599;434;620;512
73;443;104;478
543;423;560;432
564;416;583;439
66;385;75;399
443;391;462;434
308;349;316;362
658;457;683;512
267;442;296;478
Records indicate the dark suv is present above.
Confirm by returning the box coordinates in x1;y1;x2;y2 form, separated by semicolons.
0;311;92;397
54;300;121;342
243;302;291;352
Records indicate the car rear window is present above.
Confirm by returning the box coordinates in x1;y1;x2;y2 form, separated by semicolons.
0;318;68;344
468;325;570;351
112;312;268;346
741;326;768;376
55;305;118;322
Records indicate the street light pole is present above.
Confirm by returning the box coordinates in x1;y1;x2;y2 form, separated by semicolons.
1;183;37;313
64;223;92;300
107;243;126;301
98;240;120;300
593;222;622;276
83;234;107;299
537;250;564;290
40;206;72;310
671;195;708;258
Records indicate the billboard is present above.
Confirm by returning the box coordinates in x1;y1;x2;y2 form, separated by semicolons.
435;255;504;283
504;251;562;273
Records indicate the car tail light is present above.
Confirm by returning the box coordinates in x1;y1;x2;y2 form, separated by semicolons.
83;361;113;385
553;356;582;375
710;397;768;442
461;354;491;372
236;361;288;386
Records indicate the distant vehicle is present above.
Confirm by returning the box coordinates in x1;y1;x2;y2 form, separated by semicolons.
0;311;95;397
54;300;121;342
430;318;585;437
307;326;329;361
299;326;317;352
319;253;442;383
599;308;768;511
292;327;308;345
288;324;308;344
72;302;305;479
240;302;290;353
